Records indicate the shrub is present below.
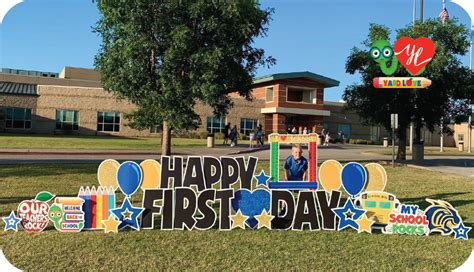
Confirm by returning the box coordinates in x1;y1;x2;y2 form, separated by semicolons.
348;139;376;145
214;132;224;140
199;131;209;139
189;132;199;139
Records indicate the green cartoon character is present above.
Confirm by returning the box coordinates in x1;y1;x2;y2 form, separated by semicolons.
49;203;63;230
370;40;398;76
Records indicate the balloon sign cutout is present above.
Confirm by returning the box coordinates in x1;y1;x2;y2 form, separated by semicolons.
97;159;120;190
117;161;142;197
318;160;342;192
341;162;367;198
365;163;387;191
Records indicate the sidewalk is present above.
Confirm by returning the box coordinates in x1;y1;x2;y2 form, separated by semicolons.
1;145;473;178
0;144;267;164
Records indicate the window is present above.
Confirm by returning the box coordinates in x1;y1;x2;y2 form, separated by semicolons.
150;125;161;134
287;87;317;104
265;87;274;102
370;126;381;142
365;201;376;208
6;107;31;129
207;116;225;133
240;118;257;135
379;202;392;209
56;109;79;130
97;112;120;132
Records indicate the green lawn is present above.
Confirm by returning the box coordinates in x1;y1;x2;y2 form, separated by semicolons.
367;146;474;156
0;134;236;150
0;162;473;270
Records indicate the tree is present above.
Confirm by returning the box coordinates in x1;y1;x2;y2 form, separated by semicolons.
94;0;275;155
344;19;474;160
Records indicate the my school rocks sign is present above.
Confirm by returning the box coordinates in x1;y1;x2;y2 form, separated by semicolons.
371;37;435;89
2;156;471;240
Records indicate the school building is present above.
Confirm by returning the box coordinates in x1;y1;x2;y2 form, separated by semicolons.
0;66;471;148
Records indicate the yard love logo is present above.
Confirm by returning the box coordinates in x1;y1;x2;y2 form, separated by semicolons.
1;134;470;240
371;37;435;89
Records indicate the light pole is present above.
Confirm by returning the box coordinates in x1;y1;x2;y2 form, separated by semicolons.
451;0;473;153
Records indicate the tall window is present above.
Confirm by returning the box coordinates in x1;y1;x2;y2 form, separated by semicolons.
240;118;257;135
97;112;120;132
56;109;79;130
265;87;274;102
207;116;225;133
370;126;381;142
6;107;31;129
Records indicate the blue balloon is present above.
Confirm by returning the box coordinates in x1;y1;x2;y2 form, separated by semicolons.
117;161;142;196
341;162;367;198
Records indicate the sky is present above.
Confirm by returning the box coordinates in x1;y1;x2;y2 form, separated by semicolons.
0;0;472;102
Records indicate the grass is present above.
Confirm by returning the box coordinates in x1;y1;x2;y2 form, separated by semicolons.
0;162;473;270
367;146;474;156
0;133;249;150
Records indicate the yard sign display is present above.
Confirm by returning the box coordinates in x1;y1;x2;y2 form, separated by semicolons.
371;37;435;89
2;134;471;240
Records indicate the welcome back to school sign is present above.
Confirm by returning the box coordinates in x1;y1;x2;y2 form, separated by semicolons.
2;134;471;240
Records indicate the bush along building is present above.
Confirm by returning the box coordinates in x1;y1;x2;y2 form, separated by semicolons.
0;67;467;147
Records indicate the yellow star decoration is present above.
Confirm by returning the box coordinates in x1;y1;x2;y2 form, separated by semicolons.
255;210;274;229
102;215;121;233
229;209;248;229
356;214;375;234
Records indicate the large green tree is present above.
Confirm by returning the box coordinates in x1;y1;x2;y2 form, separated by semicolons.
94;0;275;155
344;19;474;160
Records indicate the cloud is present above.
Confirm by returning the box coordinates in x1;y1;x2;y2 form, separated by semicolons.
0;0;23;24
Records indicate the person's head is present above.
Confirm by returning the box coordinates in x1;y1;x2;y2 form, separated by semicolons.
227;122;231;126
291;144;303;160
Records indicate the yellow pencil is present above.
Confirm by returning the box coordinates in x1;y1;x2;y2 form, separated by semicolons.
96;187;103;228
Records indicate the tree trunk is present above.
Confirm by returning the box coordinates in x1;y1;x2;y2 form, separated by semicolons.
414;122;422;144
396;125;407;160
161;121;171;156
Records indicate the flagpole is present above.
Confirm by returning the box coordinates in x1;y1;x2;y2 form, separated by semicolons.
413;0;416;25
468;26;472;153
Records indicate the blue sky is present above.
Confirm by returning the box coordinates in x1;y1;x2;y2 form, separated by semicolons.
0;0;471;101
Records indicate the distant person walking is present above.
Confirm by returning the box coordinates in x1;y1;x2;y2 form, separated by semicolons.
324;132;331;146
223;122;231;145
303;127;308;135
230;125;239;147
291;127;297;134
256;124;264;147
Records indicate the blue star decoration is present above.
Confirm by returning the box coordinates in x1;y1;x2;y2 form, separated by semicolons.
332;199;365;231
2;211;21;231
111;197;144;231
255;170;270;187
453;222;471;240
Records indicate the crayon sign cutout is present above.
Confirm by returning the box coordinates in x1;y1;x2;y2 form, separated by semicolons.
373;77;431;89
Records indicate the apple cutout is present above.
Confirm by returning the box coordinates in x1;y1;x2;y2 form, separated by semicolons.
17;191;55;233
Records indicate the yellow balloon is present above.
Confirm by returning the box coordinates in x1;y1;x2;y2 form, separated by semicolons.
364;163;387;191
318;160;342;192
97;159;120;190
140;159;161;190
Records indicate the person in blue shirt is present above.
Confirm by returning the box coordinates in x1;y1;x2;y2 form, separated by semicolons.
284;144;308;181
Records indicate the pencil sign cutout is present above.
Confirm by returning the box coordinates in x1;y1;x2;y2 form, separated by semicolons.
373;77;431;89
78;186;116;230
